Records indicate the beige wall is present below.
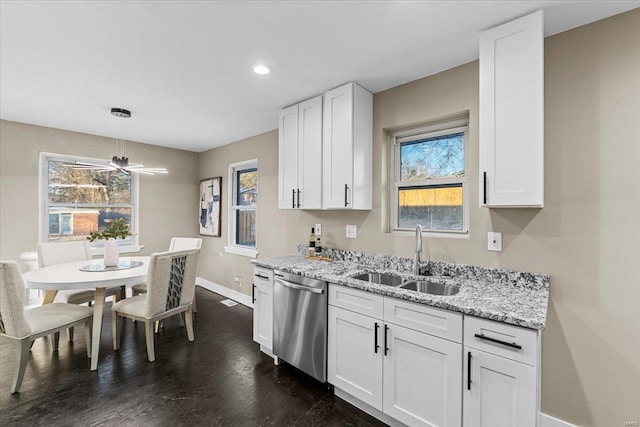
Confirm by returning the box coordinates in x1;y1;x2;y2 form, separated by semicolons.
197;130;290;296
0;120;200;263
198;10;640;426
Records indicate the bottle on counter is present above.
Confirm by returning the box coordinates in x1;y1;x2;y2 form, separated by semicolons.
308;227;316;256
315;234;322;257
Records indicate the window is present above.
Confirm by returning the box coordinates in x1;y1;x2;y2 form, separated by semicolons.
225;159;258;257
390;119;469;235
40;153;139;251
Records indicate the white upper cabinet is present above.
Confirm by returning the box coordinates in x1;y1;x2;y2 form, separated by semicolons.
278;96;323;210
297;96;323;209
278;104;299;209
479;10;544;207
322;82;373;210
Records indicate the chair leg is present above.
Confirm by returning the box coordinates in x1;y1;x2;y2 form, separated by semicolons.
52;332;60;351
144;321;156;362
12;338;31;393
112;311;122;351
66;327;74;342
177;313;185;327
192;294;198;313
85;319;92;359
185;309;195;342
155;321;161;333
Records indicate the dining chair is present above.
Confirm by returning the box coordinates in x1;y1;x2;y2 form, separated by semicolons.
0;260;93;393
111;249;200;362
131;237;202;312
36;240;123;341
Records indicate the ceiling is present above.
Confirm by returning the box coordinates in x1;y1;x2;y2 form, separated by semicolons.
1;1;638;153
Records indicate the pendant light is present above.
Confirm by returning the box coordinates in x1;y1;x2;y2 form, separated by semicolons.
75;107;168;175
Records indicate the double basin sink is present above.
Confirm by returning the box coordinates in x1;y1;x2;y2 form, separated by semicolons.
350;272;460;296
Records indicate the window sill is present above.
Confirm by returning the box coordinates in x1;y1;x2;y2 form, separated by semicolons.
90;245;144;256
391;229;470;239
224;245;258;258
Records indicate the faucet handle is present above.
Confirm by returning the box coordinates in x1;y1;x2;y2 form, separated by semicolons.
419;255;431;275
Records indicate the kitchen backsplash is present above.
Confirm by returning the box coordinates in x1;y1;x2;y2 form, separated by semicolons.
296;244;549;291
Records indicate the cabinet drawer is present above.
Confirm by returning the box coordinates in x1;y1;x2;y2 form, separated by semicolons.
384;297;462;343
329;284;383;319
464;316;538;366
253;266;273;286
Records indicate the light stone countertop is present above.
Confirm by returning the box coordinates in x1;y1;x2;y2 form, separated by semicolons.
253;254;549;330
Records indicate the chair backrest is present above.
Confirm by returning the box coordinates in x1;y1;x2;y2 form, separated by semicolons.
144;249;200;317
0;261;31;338
169;237;202;251
36;240;92;267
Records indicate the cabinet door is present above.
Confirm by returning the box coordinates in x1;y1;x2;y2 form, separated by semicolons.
252;281;273;350
328;305;383;410
383;325;462;427
479;11;544;207
278;104;299;209
323;83;354;209
298;96;323;209
463;348;537;427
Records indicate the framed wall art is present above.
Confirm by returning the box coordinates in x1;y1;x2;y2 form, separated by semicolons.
199;177;222;237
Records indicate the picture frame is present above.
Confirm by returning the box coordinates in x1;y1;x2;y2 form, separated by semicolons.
199;177;222;237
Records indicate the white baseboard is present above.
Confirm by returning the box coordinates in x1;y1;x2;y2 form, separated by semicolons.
541;413;578;427
196;276;253;308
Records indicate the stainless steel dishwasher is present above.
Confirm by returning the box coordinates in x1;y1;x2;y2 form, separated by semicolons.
273;270;327;383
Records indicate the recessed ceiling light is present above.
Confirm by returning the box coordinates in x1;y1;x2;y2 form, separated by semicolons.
252;64;271;75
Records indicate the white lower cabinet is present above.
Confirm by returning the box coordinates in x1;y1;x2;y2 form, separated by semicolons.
463;316;541;427
327;285;463;427
328;305;383;409
252;267;273;351
384;325;462;427
463;348;537;427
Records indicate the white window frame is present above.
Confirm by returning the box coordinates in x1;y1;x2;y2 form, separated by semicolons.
39;152;142;255
224;159;258;258
389;118;470;238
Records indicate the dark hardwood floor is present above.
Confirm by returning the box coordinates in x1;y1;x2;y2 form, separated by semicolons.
1;288;386;427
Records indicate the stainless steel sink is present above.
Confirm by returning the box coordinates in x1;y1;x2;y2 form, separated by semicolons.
351;272;406;287
400;280;460;296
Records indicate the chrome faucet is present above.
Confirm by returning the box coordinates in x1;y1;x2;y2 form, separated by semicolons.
412;225;431;276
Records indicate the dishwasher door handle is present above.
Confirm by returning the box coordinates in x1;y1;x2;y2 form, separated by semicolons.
275;278;324;294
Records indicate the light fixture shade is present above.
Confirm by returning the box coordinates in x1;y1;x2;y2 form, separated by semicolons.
111;108;131;118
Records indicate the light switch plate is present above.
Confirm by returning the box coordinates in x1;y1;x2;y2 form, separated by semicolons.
346;225;357;239
315;223;322;236
488;232;502;251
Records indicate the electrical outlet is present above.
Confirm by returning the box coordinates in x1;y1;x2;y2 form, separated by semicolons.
315;223;322;236
346;225;357;239
234;276;242;288
488;232;502;251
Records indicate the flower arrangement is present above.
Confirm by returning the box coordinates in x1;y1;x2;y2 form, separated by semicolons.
87;218;132;242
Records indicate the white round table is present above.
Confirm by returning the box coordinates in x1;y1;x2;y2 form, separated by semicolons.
23;256;149;370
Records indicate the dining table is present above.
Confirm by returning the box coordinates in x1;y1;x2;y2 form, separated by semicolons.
22;256;150;370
